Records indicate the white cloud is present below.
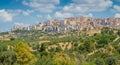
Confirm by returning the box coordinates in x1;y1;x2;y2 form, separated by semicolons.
55;12;73;19
113;5;120;12
8;9;34;16
22;0;60;13
22;10;34;16
84;13;93;17
63;0;113;13
47;14;52;20
14;22;30;27
0;9;13;22
114;13;120;18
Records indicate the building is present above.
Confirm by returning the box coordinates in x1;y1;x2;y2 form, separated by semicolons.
11;17;120;32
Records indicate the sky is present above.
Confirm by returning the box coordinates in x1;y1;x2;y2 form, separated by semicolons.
0;0;120;32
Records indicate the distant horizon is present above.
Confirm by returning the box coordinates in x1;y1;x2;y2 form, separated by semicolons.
0;0;120;32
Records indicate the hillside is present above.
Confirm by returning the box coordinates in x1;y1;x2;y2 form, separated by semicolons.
0;27;120;65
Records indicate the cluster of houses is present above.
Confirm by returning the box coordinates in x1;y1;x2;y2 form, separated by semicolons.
12;16;120;33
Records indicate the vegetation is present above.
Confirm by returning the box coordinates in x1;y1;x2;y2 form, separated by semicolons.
13;42;36;65
0;27;120;65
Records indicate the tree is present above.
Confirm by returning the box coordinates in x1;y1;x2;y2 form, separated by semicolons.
13;42;36;65
94;58;105;65
96;34;116;48
117;47;120;54
53;52;75;65
106;57;116;65
39;44;46;52
117;30;120;36
82;62;96;65
79;39;95;53
97;35;109;47
10;37;15;41
32;44;39;51
35;54;53;65
101;27;113;34
55;46;62;52
0;43;17;65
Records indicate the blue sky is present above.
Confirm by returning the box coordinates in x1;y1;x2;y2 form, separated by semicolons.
0;0;120;32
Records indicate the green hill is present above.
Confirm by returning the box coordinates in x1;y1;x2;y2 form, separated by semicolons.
0;27;120;65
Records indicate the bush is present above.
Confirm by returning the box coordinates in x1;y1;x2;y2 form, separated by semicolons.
106;56;117;65
55;46;62;52
94;58;105;65
117;47;120;54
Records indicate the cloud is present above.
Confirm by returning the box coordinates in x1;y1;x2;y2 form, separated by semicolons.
14;22;30;27
113;5;120;12
63;0;113;13
22;0;60;13
0;9;13;22
55;12;73;19
84;13;93;17
22;10;34;16
47;14;52;20
114;13;120;18
8;9;34;16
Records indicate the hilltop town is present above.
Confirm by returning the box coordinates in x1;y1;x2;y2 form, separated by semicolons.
1;0;120;65
1;17;120;65
12;16;120;33
1;18;120;65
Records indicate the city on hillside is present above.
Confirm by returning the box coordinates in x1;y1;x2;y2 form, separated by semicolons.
12;16;120;33
1;0;120;65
